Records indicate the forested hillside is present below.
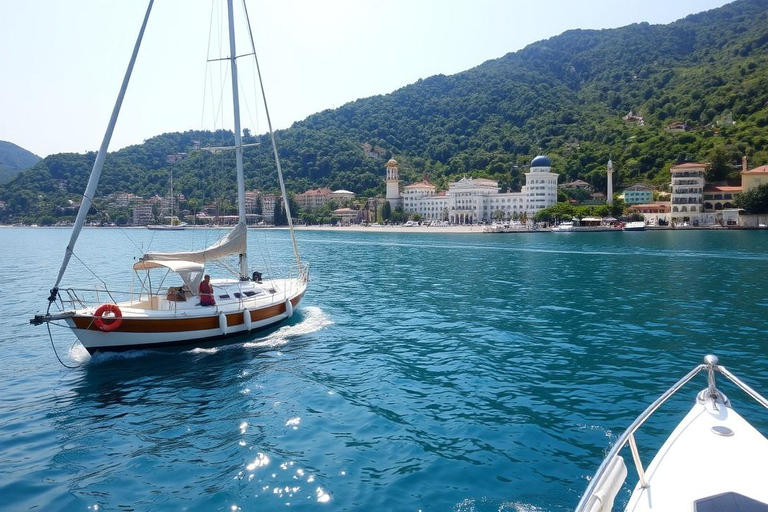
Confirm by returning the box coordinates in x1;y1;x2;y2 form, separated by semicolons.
2;0;768;223
0;141;40;185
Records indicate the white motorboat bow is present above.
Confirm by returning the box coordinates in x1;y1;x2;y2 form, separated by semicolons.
30;1;308;354
576;355;768;511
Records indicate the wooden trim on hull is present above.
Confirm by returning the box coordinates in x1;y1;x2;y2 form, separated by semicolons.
71;293;304;354
72;294;303;333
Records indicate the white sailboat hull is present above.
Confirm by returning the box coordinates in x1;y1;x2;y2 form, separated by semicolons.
64;278;306;354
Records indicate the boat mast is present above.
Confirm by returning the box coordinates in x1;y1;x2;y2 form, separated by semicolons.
227;0;248;279
48;1;154;301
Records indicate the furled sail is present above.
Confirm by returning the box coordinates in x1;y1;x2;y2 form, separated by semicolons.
141;222;246;265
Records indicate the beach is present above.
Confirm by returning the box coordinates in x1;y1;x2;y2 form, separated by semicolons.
294;224;485;234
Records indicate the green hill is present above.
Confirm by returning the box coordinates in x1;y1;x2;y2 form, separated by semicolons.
0;141;41;184
2;0;768;223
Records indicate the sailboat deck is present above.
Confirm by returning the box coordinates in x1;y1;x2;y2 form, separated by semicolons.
115;278;296;316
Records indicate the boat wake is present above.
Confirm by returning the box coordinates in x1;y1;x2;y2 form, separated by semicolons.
82;345;156;364
242;306;332;349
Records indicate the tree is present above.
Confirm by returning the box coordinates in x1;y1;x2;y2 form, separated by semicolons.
735;183;768;214
391;205;406;223
273;199;286;225
381;201;392;221
706;146;730;182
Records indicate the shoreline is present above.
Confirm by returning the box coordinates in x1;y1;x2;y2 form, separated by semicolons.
293;224;484;234
2;224;762;234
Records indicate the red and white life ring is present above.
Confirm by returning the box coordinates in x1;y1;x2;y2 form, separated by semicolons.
93;304;123;332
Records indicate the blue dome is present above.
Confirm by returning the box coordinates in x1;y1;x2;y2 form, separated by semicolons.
531;155;551;167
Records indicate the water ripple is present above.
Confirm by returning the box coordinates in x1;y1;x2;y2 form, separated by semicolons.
3;228;768;510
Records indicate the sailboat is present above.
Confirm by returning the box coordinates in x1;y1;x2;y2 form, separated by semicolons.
147;170;186;230
30;0;308;354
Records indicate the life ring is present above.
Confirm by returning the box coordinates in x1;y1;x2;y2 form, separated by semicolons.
94;304;123;332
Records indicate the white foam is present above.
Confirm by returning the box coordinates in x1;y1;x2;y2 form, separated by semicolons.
243;306;332;349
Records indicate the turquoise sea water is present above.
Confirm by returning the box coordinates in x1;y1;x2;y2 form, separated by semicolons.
3;227;768;511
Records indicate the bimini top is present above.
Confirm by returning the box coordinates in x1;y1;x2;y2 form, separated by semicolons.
531;155;551;167
132;259;205;295
132;260;204;273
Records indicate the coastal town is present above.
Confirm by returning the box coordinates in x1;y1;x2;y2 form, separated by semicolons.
7;153;766;231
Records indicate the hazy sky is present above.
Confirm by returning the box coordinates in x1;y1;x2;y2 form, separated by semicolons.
1;0;732;158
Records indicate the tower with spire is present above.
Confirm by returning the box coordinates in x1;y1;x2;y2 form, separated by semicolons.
385;158;402;209
606;159;614;205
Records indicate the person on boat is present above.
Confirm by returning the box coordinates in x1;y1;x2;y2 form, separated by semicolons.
199;274;216;306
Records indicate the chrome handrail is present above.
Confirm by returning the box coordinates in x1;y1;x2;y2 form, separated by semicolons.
575;355;768;512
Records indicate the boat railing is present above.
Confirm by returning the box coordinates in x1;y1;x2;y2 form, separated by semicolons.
57;286;124;310
55;286;170;310
576;355;768;512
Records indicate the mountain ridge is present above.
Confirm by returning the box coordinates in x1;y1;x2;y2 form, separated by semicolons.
0;141;41;185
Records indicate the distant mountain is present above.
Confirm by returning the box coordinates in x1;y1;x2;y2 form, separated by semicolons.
0;141;41;184
2;0;768;223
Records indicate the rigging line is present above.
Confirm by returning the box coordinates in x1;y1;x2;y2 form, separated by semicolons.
254;230;270;278
251;46;261;135
212;66;231;142
47;322;82;369
242;0;301;270
70;251;111;291
215;258;240;278
237;67;257;134
117;224;146;254
256;229;277;282
200;0;215;131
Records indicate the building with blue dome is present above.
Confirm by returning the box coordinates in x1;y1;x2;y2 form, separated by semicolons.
524;155;559;213
386;155;559;224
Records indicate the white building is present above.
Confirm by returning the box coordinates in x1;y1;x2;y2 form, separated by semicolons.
330;189;355;204
387;155;558;224
670;162;706;226
523;155;559;214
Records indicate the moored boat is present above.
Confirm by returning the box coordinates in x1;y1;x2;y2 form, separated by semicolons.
622;221;646;232
551;221;575;232
576;355;768;511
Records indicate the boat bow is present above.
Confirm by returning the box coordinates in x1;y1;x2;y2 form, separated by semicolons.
577;355;768;512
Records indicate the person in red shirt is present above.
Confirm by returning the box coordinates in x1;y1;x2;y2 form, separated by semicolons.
199;274;216;306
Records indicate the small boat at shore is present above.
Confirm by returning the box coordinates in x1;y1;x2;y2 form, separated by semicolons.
551;221;575;232
483;221;528;233
146;222;187;231
622;221;646;232
576;355;768;511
